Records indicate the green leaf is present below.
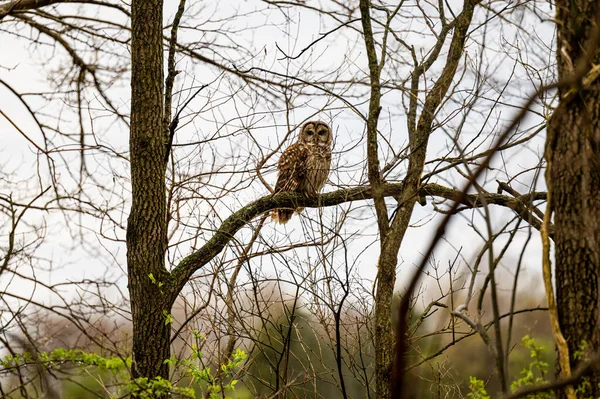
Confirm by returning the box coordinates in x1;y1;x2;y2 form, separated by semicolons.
162;310;174;325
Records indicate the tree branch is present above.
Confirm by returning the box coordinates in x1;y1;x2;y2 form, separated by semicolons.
0;0;128;20
0;0;65;18
168;182;548;295
163;0;186;165
359;0;388;236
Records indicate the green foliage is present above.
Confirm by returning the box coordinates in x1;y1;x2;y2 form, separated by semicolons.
192;329;206;341
126;376;195;398
468;335;551;399
0;347;131;372
148;273;164;294
1;348;131;398
182;348;247;399
129;347;247;398
510;335;552;398
467;376;490;399
1;344;247;399
468;336;600;399
162;309;174;325
571;340;600;399
573;339;588;361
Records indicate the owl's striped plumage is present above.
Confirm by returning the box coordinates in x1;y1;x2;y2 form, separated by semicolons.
272;121;332;224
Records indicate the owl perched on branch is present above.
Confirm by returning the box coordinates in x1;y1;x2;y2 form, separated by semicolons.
271;121;332;224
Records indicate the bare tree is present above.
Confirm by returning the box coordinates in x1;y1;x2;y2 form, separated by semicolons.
5;1;595;398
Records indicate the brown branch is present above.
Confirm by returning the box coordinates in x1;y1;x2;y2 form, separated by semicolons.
14;13;128;122
0;0;67;19
392;41;600;394
541;183;575;398
359;0;388;236
392;51;568;399
0;187;50;276
167;182;547;296
276;18;361;61
424;183;550;235
497;180;545;220
392;3;479;395
408;307;548;370
163;0;186;165
0;0;128;20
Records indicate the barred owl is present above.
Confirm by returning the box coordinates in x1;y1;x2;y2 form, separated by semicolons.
271;121;332;224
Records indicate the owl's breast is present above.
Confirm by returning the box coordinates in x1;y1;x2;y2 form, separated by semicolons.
314;145;332;161
304;148;331;194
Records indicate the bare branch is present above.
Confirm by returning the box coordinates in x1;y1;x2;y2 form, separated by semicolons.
168;182;547;295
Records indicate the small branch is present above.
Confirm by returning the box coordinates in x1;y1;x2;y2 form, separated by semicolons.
408;307;548;370
542;168;574;397
276;18;360;61
359;0;389;236
451;310;495;357
219;215;266;364
0;0;129;20
0;0;70;20
15;13;128;122
0;109;46;154
163;0;186;165
392;42;579;397
497;180;545;220
164;83;209;164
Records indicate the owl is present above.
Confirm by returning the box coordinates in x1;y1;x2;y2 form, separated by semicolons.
271;121;333;224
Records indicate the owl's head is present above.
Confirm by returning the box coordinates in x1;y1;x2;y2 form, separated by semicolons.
298;121;332;147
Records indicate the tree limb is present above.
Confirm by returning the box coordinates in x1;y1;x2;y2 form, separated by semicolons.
0;0;127;20
168;182;548;295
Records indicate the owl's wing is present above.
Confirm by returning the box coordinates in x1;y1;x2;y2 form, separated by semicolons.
274;143;309;193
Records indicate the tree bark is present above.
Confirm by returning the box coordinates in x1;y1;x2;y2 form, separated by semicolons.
127;0;173;380
549;1;600;396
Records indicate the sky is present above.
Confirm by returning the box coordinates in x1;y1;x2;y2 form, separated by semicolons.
0;0;557;333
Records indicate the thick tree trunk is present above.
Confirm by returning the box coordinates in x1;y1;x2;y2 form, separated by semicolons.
549;1;600;396
127;0;173;380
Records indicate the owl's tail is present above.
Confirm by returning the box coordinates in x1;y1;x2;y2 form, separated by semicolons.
271;209;294;224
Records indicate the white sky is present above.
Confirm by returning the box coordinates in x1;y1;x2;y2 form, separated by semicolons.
0;1;556;332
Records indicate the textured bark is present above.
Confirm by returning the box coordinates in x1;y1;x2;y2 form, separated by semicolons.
549;1;600;396
127;0;173;380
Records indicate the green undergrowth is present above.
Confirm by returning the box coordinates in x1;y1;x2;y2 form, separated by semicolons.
468;336;599;399
1;343;247;398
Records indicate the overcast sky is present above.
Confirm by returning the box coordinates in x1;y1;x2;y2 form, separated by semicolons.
0;1;556;324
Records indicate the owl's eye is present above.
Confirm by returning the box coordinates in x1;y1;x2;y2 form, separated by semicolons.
318;130;325;135
306;130;314;135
